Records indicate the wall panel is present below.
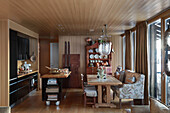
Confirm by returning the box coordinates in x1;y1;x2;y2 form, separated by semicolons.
110;36;122;72
0;20;9;106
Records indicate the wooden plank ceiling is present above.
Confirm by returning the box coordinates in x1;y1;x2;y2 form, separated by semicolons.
0;0;169;36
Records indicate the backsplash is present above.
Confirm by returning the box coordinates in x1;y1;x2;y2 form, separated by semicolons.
17;58;38;72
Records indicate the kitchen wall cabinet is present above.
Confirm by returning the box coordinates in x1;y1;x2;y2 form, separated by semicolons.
17;36;29;60
10;29;18;79
10;29;30;79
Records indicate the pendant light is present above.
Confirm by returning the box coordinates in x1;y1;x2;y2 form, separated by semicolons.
98;24;112;55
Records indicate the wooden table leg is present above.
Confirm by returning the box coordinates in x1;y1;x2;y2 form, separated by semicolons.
106;85;111;104
95;85;116;108
98;85;102;104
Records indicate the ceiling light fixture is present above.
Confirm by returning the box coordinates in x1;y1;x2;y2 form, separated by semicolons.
98;24;112;55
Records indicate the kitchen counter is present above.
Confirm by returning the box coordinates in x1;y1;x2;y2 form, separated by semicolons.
18;70;39;78
41;71;71;78
41;71;71;104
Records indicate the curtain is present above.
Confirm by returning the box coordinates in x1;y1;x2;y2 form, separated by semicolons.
135;22;149;105
125;30;132;70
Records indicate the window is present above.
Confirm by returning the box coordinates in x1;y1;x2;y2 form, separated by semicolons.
123;36;126;70
148;19;162;101
131;31;136;71
165;17;170;105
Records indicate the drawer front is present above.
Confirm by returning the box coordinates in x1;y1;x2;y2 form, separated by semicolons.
10;82;19;93
17;78;30;88
17;85;29;100
10;91;18;105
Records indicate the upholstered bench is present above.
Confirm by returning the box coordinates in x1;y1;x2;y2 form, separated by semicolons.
0;106;11;113
131;97;170;113
112;70;145;108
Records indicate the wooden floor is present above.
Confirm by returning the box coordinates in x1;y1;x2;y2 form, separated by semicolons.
12;89;132;113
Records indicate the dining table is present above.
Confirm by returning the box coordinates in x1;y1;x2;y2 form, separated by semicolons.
87;74;122;108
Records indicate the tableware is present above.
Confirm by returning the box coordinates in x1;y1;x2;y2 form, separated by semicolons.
94;54;99;59
95;48;99;53
99;55;103;59
104;55;108;59
89;62;94;67
89;54;94;59
89;49;93;53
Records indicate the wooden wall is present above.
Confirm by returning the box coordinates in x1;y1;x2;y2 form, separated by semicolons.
39;37;58;75
59;35;122;75
0;20;9;106
110;36;122;72
39;39;50;75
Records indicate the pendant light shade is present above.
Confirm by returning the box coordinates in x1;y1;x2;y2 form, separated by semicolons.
98;24;112;55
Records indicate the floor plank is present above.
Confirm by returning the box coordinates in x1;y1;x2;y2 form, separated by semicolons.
12;89;131;113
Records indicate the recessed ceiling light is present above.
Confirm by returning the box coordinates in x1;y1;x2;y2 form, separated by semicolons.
89;29;94;32
58;24;62;27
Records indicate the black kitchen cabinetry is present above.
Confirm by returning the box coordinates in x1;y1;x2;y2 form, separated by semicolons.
10;29;30;79
10;72;38;107
17;36;29;60
10;30;18;79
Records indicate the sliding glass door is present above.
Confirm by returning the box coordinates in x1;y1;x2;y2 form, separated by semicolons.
165;17;170;105
123;36;126;70
131;31;136;71
148;19;162;100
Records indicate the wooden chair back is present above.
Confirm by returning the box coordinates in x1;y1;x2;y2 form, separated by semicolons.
81;74;84;91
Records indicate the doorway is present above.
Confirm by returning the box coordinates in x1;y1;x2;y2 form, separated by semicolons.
50;43;59;68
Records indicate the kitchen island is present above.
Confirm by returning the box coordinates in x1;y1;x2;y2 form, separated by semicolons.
41;72;71;105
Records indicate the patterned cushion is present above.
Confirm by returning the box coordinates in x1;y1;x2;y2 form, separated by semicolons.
150;97;170;113
125;71;139;84
84;86;97;97
125;76;136;84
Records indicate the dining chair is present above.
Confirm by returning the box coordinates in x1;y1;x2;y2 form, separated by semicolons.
81;74;97;107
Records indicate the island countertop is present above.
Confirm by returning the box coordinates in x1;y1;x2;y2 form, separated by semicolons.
18;70;39;78
41;71;71;78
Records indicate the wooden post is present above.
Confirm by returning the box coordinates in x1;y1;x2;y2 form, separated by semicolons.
98;85;102;104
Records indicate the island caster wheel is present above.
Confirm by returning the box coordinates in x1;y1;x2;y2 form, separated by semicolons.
46;101;50;106
56;101;60;106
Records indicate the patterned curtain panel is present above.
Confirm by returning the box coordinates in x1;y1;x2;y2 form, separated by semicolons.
135;22;149;105
125;30;132;70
